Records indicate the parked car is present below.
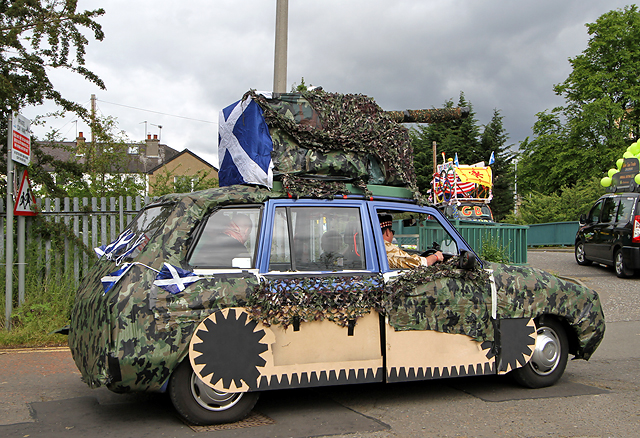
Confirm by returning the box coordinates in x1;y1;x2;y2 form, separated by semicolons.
575;192;640;277
69;183;605;425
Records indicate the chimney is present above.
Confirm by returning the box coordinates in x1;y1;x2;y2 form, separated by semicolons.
76;132;85;147
146;134;159;157
75;132;86;158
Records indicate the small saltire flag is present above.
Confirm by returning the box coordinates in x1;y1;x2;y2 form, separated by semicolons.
489;151;495;165
454;153;459;167
95;230;135;260
218;96;274;188
101;263;134;295
153;263;202;295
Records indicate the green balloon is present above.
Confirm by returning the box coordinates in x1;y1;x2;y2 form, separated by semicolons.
631;142;640;155
636;174;640;185
623;151;634;159
601;176;612;187
617;158;624;169
608;168;618;177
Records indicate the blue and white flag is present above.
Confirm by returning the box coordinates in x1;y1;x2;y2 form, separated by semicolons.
218;96;274;188
153;263;202;295
489;151;495;165
101;263;134;295
95;230;135;260
454;153;459;167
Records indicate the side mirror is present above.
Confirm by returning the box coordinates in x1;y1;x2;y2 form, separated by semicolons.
458;250;477;270
579;214;589;225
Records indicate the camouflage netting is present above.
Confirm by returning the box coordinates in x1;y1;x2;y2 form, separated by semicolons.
247;90;423;201
248;275;385;329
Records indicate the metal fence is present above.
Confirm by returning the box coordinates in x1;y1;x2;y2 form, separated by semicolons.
1;195;151;291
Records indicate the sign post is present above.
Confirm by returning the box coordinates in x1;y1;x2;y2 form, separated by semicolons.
5;112;31;330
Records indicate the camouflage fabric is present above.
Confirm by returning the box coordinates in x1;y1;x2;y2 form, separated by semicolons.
247;275;385;329
69;185;288;391
489;263;605;360
384;257;494;341
248;90;423;200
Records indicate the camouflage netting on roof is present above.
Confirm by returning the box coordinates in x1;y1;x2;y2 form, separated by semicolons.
247;90;423;201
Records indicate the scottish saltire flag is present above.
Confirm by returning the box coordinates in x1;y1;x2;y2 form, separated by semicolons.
454;153;459;167
153;263;202;295
114;234;148;264
94;230;135;260
101;263;134;295
218;96;274;188
489;151;495;165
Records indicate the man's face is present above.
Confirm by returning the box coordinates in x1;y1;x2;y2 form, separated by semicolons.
239;225;252;244
383;228;394;243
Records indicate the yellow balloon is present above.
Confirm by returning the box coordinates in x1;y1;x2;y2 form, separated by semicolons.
631;142;640;155
623;151;634;159
608;168;618;177
636;174;640;185
601;176;612;187
617;158;624;169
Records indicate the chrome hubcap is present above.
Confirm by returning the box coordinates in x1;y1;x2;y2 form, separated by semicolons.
576;244;585;262
190;373;243;411
529;327;561;376
616;253;624;274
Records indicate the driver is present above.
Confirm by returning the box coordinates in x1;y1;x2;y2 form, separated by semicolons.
379;214;444;269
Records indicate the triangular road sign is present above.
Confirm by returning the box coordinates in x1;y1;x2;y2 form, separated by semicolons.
14;169;38;216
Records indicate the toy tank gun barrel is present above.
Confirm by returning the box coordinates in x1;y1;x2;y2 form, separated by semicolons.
386;107;470;124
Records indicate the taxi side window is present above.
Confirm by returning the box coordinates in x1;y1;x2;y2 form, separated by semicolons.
269;206;365;272
189;207;261;268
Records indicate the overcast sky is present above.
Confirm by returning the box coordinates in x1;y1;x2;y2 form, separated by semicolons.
23;0;634;168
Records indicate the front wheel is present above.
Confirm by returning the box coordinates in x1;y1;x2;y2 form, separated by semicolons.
615;249;634;278
575;241;592;266
512;317;568;388
169;360;259;425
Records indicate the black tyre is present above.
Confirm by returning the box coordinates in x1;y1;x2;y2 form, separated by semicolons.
512;317;568;388
168;360;259;425
615;249;634;278
575;241;592;266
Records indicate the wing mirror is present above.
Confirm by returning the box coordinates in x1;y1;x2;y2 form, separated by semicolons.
458;250;477;270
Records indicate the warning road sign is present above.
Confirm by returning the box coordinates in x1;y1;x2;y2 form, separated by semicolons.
14;170;37;216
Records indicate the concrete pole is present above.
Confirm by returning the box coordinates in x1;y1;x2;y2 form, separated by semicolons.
273;0;289;93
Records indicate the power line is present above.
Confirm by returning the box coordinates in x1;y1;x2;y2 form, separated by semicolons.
97;99;217;125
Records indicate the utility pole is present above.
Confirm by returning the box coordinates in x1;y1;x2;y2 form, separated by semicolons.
90;94;96;143
273;0;288;93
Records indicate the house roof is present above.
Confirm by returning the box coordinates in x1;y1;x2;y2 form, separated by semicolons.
145;148;218;175
35;140;180;174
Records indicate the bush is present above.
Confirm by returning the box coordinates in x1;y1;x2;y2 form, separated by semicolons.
479;233;512;263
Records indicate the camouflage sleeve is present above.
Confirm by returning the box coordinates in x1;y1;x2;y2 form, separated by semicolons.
385;241;427;269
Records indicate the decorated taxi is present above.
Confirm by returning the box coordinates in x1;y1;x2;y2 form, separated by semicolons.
69;91;605;425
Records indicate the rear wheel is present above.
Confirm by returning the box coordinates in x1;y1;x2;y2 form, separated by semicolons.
169;360;259;425
574;241;592;266
615;249;634;278
512;317;568;388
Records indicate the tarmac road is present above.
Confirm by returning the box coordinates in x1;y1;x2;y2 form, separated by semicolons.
0;249;638;438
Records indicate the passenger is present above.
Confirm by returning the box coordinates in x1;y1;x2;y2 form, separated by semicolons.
209;214;253;266
319;230;344;269
379;214;443;269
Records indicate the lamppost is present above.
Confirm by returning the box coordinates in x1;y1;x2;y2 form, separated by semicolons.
273;0;288;94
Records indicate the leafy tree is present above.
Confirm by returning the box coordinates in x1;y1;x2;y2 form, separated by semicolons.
1;0;105;191
518;5;640;196
481;109;515;221
149;164;219;196
505;177;605;225
411;93;515;221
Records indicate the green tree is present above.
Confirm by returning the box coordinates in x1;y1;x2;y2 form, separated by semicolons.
518;5;640;196
411;94;515;221
1;0;105;190
481;109;515;221
411;93;482;193
149;164;219;196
